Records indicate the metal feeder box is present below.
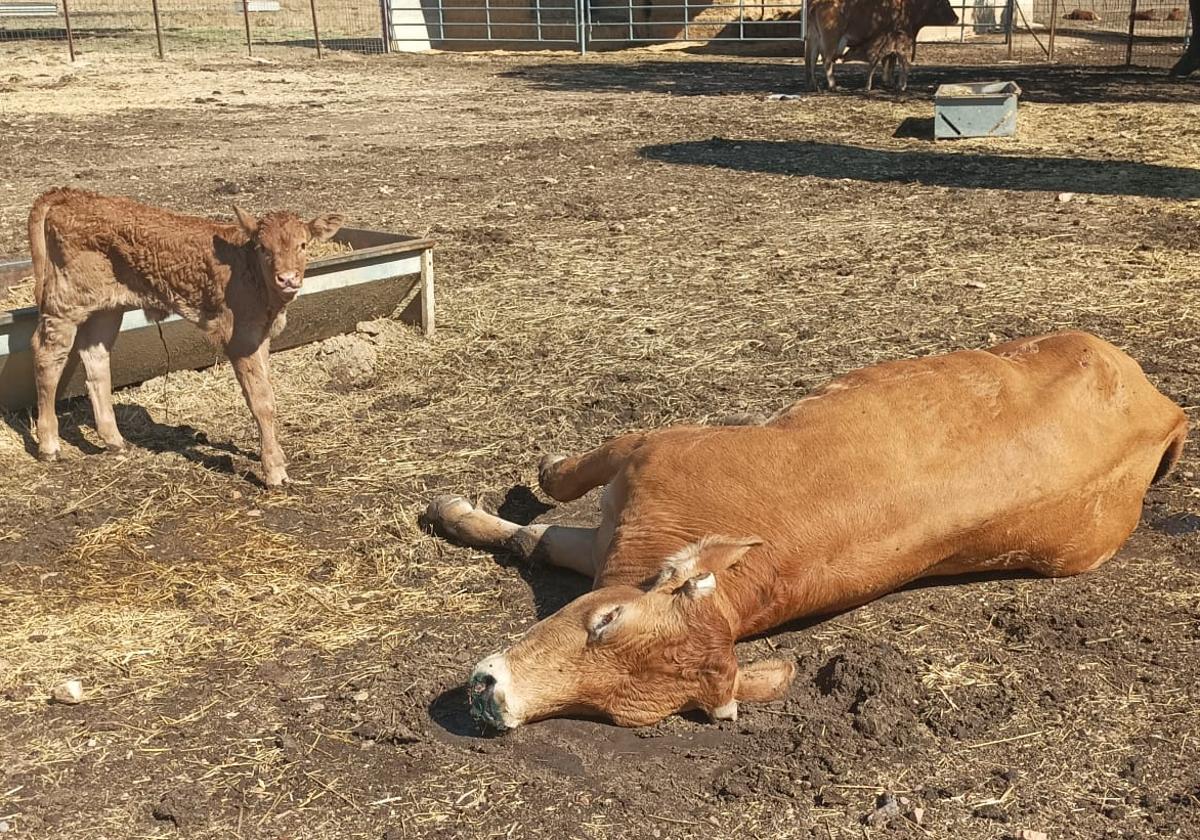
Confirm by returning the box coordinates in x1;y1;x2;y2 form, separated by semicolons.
934;82;1022;139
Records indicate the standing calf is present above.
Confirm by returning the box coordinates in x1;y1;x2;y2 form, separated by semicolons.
28;188;343;486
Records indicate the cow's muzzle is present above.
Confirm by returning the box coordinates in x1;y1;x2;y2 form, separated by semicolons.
468;672;507;730
275;271;302;297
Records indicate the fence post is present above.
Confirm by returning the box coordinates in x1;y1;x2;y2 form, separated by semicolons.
1005;0;1015;59
241;0;253;57
1125;0;1137;65
1047;0;1057;61
62;0;76;61
578;0;587;54
309;0;323;57
151;0;165;59
379;0;392;53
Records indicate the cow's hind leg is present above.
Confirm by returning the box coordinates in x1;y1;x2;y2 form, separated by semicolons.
538;432;655;502
31;314;78;462
76;310;126;453
425;495;598;578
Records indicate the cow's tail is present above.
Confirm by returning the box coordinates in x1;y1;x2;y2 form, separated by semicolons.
27;189;61;307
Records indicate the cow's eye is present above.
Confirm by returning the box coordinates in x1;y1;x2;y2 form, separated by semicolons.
589;606;622;641
300;241;307;251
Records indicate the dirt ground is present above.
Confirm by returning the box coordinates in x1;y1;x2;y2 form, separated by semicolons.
1;41;1199;840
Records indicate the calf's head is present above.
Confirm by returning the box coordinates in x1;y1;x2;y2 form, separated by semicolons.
234;206;344;301
468;536;795;729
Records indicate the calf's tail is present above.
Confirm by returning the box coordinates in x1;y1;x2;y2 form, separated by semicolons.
27;191;58;307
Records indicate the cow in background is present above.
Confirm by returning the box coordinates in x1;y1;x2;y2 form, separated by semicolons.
426;333;1186;729
806;0;958;90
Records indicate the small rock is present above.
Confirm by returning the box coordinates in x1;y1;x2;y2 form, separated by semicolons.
912;806;925;825
964;279;987;289
215;179;242;195
866;792;901;826
356;319;387;337
1057;192;1075;203
0;820;10;833
540;176;559;185
51;679;84;705
1016;831;1048;840
352;689;370;703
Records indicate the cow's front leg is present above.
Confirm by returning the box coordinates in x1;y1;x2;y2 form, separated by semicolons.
230;343;288;487
424;496;598;579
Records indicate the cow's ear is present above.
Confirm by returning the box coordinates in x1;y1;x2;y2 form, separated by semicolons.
734;658;795;703
308;213;344;242
233;205;258;236
654;535;762;592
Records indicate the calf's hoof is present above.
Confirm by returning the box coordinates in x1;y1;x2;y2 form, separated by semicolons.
105;440;128;455
264;470;291;489
37;449;60;463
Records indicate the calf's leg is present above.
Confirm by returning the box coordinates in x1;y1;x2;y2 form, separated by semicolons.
229;344;288;487
76;310;125;453
32;315;78;461
424;495;598;578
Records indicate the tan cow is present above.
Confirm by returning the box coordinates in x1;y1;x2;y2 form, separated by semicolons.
805;0;958;90
28;188;343;486
425;332;1187;729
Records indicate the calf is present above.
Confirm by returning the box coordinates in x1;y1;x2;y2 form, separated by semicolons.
805;0;957;90
28;188;343;486
426;332;1187;728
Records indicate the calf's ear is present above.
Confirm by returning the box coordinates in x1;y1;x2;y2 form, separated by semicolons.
735;658;795;703
308;213;345;242
233;205;258;236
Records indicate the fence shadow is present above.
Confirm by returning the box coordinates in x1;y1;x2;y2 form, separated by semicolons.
639;137;1200;199
506;59;1200;104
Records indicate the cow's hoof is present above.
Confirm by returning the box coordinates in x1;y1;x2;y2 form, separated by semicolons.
537;454;567;495
105;441;128;455
37;449;60;463
264;471;291;489
424;495;474;531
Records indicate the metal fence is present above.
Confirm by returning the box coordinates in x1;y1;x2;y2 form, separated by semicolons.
0;0;391;58
0;0;1190;65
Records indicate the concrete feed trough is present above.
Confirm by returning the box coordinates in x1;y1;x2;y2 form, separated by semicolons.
0;227;435;410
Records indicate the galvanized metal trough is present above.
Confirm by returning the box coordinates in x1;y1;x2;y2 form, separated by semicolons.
0;227;435;410
934;81;1022;140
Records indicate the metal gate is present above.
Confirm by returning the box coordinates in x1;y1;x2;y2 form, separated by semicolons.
386;0;805;51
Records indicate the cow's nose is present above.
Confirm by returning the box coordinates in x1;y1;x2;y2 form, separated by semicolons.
468;671;507;730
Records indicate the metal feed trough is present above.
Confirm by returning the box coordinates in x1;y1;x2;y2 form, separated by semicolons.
0;228;434;410
934;82;1022;140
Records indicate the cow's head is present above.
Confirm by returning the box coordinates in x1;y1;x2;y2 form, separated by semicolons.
468;536;796;729
234;206;344;302
918;0;959;28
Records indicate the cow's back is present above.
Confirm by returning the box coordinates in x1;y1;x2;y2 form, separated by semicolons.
808;0;904;42
598;333;1185;625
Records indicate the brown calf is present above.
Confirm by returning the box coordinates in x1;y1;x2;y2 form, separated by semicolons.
426;332;1187;729
805;0;957;90
28;188;343;486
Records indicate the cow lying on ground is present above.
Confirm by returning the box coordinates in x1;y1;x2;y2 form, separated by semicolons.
425;332;1187;729
805;0;958;90
28;188;343;486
